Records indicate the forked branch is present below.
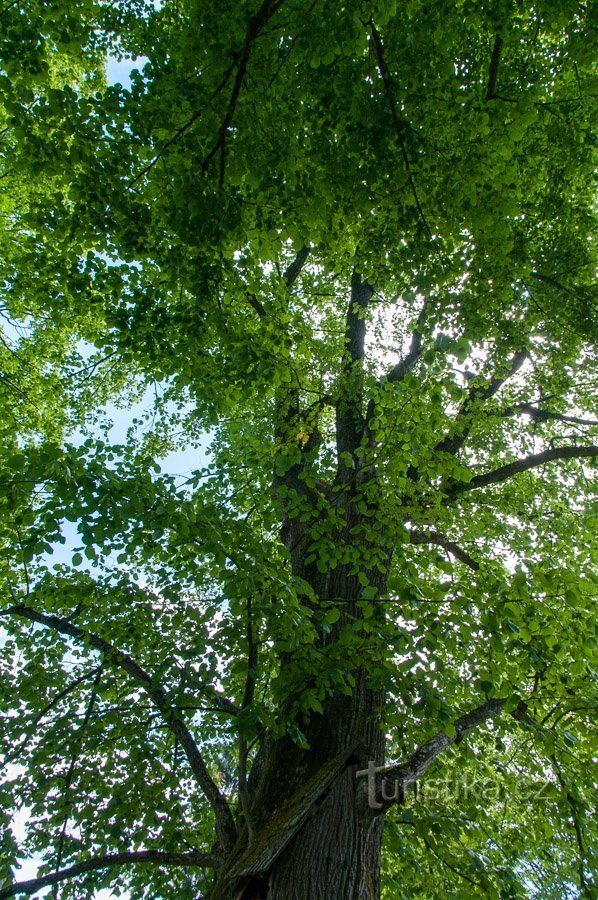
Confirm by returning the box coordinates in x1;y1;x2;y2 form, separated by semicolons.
409;529;480;571
501;403;598;428
202;0;286;186
369;21;433;242
434;348;529;456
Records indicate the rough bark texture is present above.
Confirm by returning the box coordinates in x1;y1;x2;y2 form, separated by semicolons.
213;677;386;898
264;768;384;900
211;543;389;899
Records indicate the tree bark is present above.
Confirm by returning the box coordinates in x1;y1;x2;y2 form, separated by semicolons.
215;682;386;899
213;535;389;899
260;768;384;900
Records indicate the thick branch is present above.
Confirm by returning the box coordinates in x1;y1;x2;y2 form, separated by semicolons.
501;403;598;428
246;293;266;318
409;529;479;571
334;272;375;465
246;246;309;318
445;445;598;495
358;699;505;814
486;36;503;100
5;605;237;851
0;850;216;899
344;271;373;367
381;298;428;387
283;245;310;287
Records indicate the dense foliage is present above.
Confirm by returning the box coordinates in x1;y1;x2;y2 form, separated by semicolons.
0;0;596;897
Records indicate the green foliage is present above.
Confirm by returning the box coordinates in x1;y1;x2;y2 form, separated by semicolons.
0;0;596;897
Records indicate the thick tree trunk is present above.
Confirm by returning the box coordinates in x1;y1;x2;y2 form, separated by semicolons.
252;693;385;899
216;681;385;899
259;768;384;899
212;547;389;900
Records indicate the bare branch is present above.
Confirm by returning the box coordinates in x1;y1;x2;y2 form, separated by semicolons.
445;445;598;496
4;605;237;851
0;850;216;899
409;529;480;571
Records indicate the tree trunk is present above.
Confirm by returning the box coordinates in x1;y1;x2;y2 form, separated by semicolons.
255;768;384;900
212;549;389;900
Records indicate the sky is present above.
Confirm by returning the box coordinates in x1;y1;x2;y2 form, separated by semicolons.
106;56;148;91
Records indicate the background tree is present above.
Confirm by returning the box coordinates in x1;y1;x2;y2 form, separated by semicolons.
0;0;596;897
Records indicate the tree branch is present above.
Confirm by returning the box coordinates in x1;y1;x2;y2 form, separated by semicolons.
486;36;503;100
246;293;266;318
364;297;428;451
2;665;102;767
357;699;505;814
369;21;434;242
445;445;598;495
434;348;529;456
238;594;258;843
283;245;310;287
336;271;375;464
201;0;286;186
501;403;598;428
0;850;216;899
530;270;584;299
246;246;309;318
409;530;479;571
4;605;237;851
550;756;592;898
52;667;104;899
128;62;236;187
383;298;428;387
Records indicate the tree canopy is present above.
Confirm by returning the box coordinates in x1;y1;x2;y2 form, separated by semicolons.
0;0;596;897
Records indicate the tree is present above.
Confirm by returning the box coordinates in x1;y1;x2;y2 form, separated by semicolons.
0;0;596;896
